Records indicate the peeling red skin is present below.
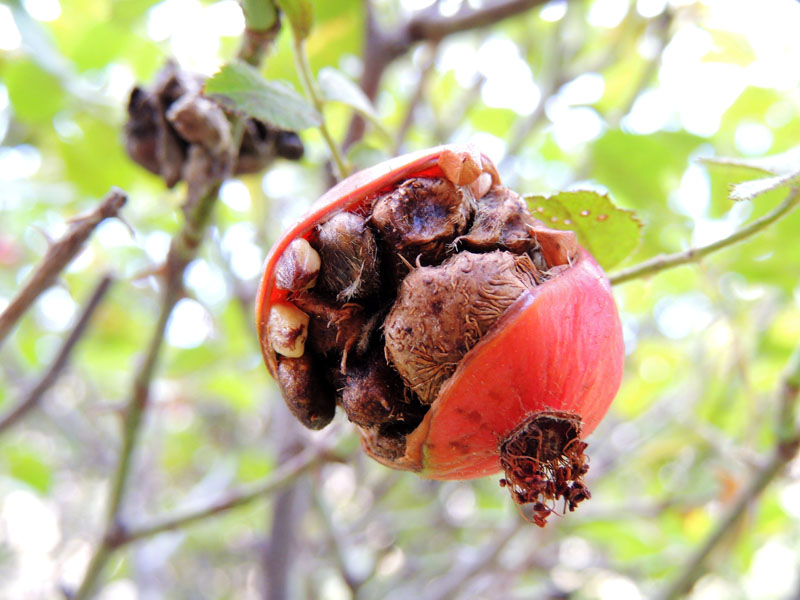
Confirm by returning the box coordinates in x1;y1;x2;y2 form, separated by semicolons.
256;144;624;483
370;248;624;479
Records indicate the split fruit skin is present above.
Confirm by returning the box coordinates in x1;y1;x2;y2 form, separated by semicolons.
255;144;624;484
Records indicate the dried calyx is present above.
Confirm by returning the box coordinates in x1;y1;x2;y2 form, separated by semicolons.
499;412;590;527
267;166;587;517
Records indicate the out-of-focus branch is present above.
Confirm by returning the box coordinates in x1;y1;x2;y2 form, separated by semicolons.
238;0;281;65
407;0;550;41
344;0;551;149
393;41;439;154
290;35;349;179
609;187;800;285
657;342;800;600
0;188;126;348
426;519;522;600
502;17;568;170
314;490;365;595
262;410;308;600
120;447;330;545
72;183;222;600
0;274;114;435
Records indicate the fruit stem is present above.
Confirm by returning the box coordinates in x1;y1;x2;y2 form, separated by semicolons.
290;34;350;180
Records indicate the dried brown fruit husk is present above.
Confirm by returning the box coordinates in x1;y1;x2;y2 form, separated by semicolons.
499;411;590;527
339;354;426;428
124;62;303;188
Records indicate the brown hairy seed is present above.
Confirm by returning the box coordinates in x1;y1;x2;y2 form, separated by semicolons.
276;354;336;430
384;251;540;404
316;212;380;301
340;354;427;428
370;177;475;269
456;186;540;254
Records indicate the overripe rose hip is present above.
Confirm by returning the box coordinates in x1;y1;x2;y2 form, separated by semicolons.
256;145;624;525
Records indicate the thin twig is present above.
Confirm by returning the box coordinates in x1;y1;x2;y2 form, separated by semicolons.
72;183;222;600
345;0;549;149
237;0;280;65
0;274;114;435
427;519;522;600
392;41;439;154
609;188;800;285
120;447;329;545
657;343;800;600
0;188;127;348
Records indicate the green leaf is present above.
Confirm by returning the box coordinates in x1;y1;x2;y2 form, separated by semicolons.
3;444;52;494
318;67;391;140
525;191;642;269
205;60;321;131
275;0;313;39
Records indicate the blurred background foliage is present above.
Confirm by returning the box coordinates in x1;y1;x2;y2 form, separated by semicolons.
1;0;800;598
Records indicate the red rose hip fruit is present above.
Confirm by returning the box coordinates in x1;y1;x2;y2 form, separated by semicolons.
256;144;624;525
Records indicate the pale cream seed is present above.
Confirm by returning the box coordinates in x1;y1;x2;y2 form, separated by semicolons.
268;302;310;358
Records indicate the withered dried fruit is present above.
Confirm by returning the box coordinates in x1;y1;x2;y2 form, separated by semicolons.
256;145;624;525
456;186;539;253
124;61;303;189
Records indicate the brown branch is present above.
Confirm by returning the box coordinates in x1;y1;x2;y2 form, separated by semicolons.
118;447;329;545
393;41;439;154
0;274;114;435
72;183;221;600
0;188;127;348
406;0;550;43
657;343;800;600
344;0;550;149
